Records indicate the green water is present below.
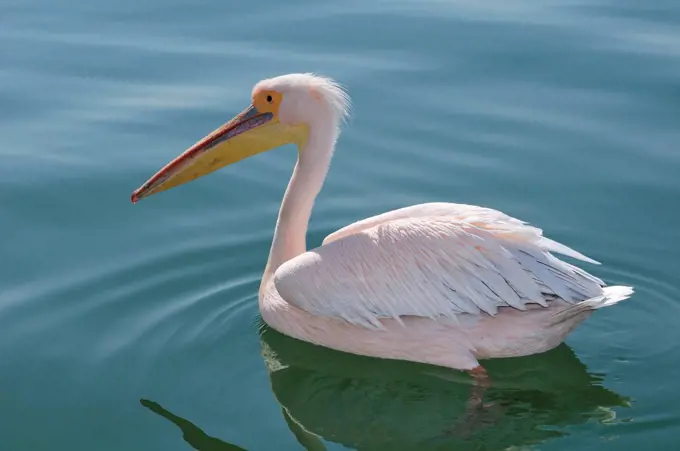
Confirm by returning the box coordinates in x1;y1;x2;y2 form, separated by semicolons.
2;1;679;449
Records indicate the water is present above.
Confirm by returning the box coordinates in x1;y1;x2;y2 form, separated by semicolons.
2;0;679;449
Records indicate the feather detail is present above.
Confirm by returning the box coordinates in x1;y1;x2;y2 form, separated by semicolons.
274;203;606;329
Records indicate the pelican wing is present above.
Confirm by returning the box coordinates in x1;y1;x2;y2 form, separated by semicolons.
274;203;605;329
322;203;500;245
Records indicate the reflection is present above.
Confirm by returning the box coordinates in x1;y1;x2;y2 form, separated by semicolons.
259;320;630;450
140;399;248;450
141;396;325;451
141;320;630;451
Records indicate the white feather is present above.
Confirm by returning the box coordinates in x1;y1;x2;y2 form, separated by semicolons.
274;203;606;329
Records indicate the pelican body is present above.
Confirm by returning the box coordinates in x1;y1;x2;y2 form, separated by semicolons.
132;73;633;376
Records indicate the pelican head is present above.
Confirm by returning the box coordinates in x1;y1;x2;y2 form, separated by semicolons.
131;73;350;203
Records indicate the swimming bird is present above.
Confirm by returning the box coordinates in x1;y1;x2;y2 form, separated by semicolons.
131;73;633;382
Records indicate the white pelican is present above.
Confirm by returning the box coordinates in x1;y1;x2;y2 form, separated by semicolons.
131;73;633;381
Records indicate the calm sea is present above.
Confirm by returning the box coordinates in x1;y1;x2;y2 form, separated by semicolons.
2;1;679;449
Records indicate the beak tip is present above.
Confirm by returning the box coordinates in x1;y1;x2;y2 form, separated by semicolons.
131;190;141;204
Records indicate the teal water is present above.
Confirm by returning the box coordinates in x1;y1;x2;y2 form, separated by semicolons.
2;1;679;449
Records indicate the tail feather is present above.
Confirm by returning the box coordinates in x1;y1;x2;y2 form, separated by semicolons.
539;237;601;265
549;285;634;326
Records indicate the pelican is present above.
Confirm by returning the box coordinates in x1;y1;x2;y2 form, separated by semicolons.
131;73;633;381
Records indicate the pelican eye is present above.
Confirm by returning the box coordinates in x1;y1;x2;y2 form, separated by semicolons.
266;95;273;103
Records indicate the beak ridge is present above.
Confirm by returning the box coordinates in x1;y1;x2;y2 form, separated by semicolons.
131;105;275;203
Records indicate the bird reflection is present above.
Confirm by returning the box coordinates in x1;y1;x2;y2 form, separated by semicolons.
141;397;327;451
141;320;630;451
140;398;248;451
259;323;630;450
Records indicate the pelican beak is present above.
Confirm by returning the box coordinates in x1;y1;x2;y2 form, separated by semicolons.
131;104;307;203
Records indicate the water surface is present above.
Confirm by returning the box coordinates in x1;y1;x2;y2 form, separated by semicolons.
2;0;679;449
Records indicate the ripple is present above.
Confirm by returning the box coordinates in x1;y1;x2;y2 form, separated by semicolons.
0;28;424;72
0;231;271;370
3;0;680;448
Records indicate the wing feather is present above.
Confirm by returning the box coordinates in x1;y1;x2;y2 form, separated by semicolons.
275;203;605;329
